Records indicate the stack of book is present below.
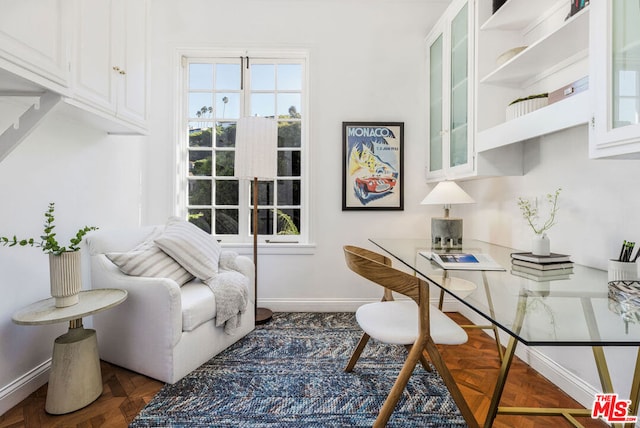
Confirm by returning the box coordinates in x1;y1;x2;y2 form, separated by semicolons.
510;252;573;281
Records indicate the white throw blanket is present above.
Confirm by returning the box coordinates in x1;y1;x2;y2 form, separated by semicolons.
205;252;250;334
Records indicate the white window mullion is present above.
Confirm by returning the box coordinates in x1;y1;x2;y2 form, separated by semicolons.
238;56;252;242
179;50;307;244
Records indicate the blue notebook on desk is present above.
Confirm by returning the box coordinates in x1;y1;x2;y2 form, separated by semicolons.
419;251;505;271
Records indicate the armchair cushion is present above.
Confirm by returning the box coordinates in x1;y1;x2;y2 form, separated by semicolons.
106;239;194;286
180;280;216;331
155;218;222;282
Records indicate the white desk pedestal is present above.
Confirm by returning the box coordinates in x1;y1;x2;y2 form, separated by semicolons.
46;326;102;414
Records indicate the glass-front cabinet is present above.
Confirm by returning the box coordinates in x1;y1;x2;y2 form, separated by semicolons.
426;0;474;181
590;0;640;158
429;34;444;173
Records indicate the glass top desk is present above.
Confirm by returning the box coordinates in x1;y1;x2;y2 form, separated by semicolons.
370;238;640;428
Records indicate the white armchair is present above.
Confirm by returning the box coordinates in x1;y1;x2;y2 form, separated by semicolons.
84;226;255;384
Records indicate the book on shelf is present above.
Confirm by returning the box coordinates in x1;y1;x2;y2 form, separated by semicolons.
511;252;572;263
511;258;574;271
510;269;572;282
511;263;573;277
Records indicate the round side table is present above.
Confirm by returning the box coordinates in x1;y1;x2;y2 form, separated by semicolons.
12;289;127;415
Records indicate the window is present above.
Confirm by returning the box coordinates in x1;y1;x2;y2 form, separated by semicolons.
178;52;307;244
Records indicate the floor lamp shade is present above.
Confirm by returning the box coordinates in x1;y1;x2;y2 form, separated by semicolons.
421;181;474;249
234;116;278;325
234;117;278;180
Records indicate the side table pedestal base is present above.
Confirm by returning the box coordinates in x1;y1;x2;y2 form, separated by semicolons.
46;327;102;414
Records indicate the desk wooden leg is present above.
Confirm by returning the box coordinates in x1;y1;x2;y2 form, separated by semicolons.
46;324;102;414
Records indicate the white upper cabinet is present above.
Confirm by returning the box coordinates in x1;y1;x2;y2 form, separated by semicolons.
475;0;590;152
0;0;148;134
0;0;72;92
115;0;148;126
426;0;522;182
589;0;640;159
71;0;148;131
426;0;474;181
72;0;114;111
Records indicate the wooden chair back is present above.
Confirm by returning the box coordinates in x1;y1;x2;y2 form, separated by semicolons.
343;245;429;322
343;245;395;301
343;245;430;340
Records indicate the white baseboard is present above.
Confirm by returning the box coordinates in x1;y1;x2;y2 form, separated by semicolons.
0;359;50;417
259;298;372;312
260;295;459;313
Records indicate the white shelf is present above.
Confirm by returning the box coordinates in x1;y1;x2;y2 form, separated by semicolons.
481;0;560;31
476;90;590;152
480;7;589;87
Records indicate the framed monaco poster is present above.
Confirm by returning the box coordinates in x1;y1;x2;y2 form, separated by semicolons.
342;122;404;211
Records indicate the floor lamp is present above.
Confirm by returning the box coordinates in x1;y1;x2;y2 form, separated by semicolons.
235;116;278;325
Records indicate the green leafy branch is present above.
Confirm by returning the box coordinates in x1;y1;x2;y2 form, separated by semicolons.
277;210;299;235
517;188;561;235
509;92;549;106
0;203;98;255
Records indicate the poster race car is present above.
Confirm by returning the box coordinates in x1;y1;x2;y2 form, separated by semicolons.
342;122;404;210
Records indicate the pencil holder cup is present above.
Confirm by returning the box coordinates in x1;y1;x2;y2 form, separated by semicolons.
608;260;638;282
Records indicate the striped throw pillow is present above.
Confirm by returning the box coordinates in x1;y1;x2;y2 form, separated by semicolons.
154;218;222;282
106;240;195;286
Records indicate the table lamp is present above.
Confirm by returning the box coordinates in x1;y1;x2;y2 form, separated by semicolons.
235;116;278;324
421;181;474;250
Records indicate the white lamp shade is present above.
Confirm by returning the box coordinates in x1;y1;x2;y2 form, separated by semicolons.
234;116;278;180
420;181;475;205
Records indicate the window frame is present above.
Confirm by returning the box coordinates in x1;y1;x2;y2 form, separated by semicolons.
175;48;310;245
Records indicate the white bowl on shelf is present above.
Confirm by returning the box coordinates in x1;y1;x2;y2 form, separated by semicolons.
496;46;527;67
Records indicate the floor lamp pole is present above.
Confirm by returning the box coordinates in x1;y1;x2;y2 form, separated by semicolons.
253;176;273;325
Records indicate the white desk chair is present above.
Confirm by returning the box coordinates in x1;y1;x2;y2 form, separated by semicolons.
343;245;471;427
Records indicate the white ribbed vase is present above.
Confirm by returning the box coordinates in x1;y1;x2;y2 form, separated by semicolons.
532;234;551;256
49;251;81;308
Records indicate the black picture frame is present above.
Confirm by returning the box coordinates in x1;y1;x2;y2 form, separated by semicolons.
342;122;404;211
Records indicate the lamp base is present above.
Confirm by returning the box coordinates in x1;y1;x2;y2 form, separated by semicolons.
431;217;463;250
256;307;273;325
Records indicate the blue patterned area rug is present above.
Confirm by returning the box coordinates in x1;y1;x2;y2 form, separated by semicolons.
130;312;467;427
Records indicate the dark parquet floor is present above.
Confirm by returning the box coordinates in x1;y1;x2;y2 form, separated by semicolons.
0;312;607;427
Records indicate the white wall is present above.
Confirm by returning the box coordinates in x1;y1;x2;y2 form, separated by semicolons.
145;0;450;309
462;125;635;271
0;105;146;414
3;0;636;418
457;125;640;406
145;0;640;409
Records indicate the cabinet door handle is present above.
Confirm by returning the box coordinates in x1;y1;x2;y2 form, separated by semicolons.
119;70;126;75
112;66;121;72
